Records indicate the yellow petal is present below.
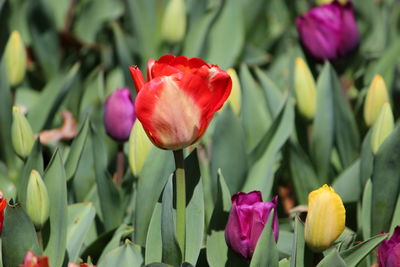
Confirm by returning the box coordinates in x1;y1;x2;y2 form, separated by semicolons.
4;31;27;86
223;68;241;115
371;103;394;154
305;184;346;252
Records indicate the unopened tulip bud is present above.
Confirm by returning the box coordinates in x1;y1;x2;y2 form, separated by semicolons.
4;31;27;87
225;191;279;259
305;184;345;252
26;170;50;229
370;103;394;154
161;0;187;43
128;120;153;176
294;57;317;119
364;75;389;127
377;226;400;267
19;251;49;267
223;69;241;115
12;106;35;159
103;88;136;142
316;0;347;5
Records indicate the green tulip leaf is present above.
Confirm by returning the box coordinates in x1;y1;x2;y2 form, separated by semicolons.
97;241;143;267
290;216;305;267
145;203;163;265
316;250;346;267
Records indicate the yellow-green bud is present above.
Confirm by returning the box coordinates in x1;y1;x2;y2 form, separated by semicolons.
364;75;389;127
128;120;153;176
316;0;347;5
11;106;34;159
222;68;241;115
371;103;394;154
161;0;187;43
294;57;317;120
305;184;345;252
4;31;27;87
26;170;50;229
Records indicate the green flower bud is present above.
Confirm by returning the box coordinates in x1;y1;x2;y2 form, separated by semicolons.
26;170;50;229
4;31;27;87
128;120;153;176
371;103;394;154
364;75;389;127
161;0;187;43
294;57;317;120
11;106;35;159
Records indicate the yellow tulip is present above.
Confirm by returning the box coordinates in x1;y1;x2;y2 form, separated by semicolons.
371;103;394;154
305;184;345;252
161;0;186;43
364;75;389;127
223;68;241;115
128;120;153;176
294;57;317;120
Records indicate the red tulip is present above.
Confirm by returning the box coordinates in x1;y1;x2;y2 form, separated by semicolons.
129;55;232;150
0;190;7;232
19;251;49;267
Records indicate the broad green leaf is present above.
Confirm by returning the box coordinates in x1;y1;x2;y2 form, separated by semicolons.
240;64;271;151
371;125;400;235
362;180;372;239
333;160;361;203
66;202;96;262
73;0;123;43
135;148;174;246
250;211;279;267
279;258;290;267
1;205;41;267
41;0;69;29
65;118;89;181
317;250;346;267
211;107;248;195
27;63;80;132
145;203;162;265
289;143;319;204
340;234;387;267
205;0;244;68
98;224;134;263
161;175;182;266
43;149;68;267
97;241;143;267
17;140;43;207
359;131;374;188
311;63;335;184
290;217;305;267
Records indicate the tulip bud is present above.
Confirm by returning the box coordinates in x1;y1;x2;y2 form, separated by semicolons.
364;75;390;127
26;170;50;229
316;0;347;5
103;88;136;142
370;103;394;154
294;57;317;119
12;106;35;159
0;190;7;232
377;226;400;267
128;120;153;176
225;191;279;259
296;1;359;61
19;251;49;267
223;69;241;115
4;31;27;87
305;184;345;252
161;0;187;43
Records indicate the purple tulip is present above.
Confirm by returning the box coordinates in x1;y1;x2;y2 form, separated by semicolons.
378;226;400;267
104;88;136;141
296;1;360;61
224;191;279;259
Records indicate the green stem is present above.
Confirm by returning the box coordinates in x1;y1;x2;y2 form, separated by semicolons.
173;149;186;258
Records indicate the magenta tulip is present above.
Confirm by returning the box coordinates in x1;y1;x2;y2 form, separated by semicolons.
225;191;279;259
378;226;400;267
296;1;360;61
103;88;136;141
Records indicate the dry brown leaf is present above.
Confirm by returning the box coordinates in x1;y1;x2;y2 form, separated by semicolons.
37;111;78;144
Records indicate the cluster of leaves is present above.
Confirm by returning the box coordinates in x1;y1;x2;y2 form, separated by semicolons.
1;0;400;266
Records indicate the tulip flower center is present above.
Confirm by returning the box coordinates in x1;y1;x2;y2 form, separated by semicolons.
152;76;201;149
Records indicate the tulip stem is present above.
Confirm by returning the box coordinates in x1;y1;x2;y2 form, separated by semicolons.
173;149;186;258
113;144;125;187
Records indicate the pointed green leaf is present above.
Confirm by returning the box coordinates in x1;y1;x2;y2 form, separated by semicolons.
290;217;305;267
317;250;346;267
97;241;143;267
